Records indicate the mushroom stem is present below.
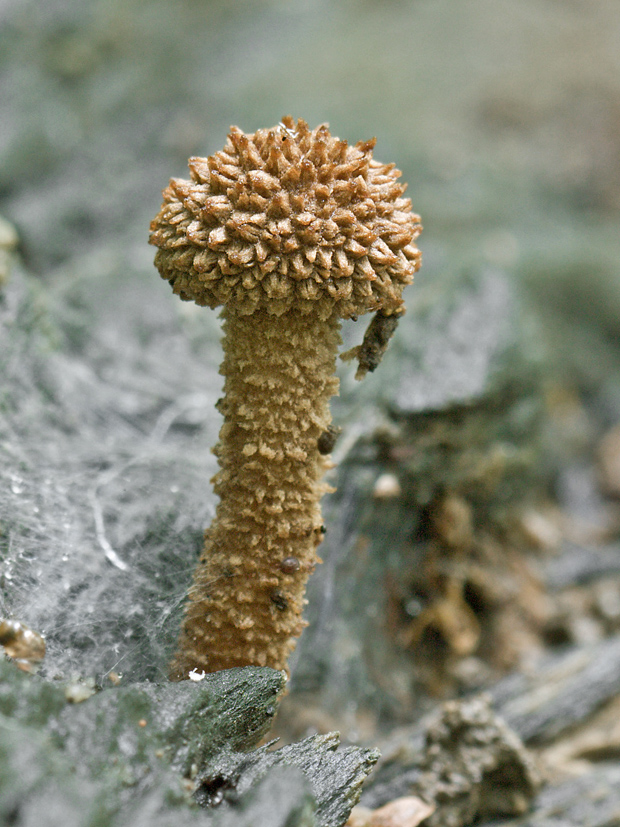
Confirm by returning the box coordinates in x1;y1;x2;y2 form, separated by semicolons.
151;117;422;678
170;307;341;678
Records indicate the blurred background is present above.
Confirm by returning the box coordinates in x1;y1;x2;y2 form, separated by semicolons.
1;0;620;745
3;0;619;311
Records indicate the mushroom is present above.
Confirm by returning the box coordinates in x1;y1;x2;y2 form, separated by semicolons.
150;116;422;678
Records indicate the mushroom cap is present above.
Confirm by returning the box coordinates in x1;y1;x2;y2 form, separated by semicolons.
149;116;422;318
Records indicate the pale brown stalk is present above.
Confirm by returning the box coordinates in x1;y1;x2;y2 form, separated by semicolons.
149;116;421;677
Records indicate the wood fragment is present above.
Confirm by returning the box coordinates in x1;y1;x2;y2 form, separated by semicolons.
347;796;435;827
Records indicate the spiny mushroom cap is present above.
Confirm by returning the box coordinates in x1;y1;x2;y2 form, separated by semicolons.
149;116;422;319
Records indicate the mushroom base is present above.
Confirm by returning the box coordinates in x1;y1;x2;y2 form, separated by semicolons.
170;306;341;678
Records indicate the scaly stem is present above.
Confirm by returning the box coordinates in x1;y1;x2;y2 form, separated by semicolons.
170;307;341;678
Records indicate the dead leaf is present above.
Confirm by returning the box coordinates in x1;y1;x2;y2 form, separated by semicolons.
347;796;435;827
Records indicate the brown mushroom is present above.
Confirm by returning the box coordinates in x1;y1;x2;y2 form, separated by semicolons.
150;116;421;678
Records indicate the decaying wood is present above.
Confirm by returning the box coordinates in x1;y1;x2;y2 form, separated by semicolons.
490;763;620;827
492;635;620;744
361;536;620;827
544;541;620;591
361;695;539;824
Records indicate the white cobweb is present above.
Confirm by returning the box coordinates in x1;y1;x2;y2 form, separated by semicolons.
0;247;223;683
0;233;374;687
